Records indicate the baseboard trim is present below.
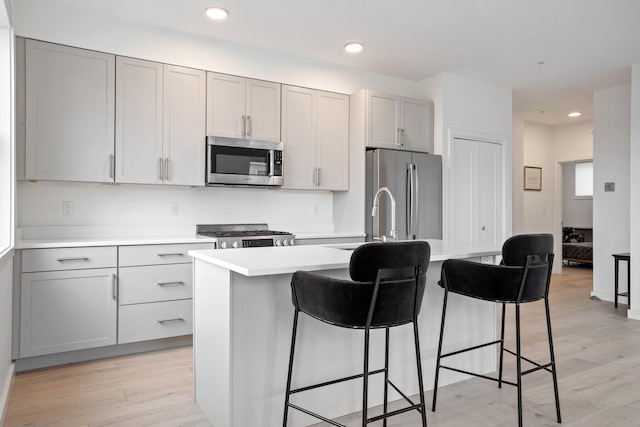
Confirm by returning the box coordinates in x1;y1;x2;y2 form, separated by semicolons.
0;362;15;426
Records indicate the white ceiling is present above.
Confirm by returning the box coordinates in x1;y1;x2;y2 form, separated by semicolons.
32;0;640;125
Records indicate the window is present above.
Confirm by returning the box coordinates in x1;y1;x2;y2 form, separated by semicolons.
575;161;593;198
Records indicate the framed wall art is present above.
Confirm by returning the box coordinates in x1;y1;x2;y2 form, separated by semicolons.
524;166;542;191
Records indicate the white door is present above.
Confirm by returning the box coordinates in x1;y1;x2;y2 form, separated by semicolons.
115;57;163;184
449;137;502;245
317;91;349;191
245;79;281;142
206;72;246;138
163;64;206;186
281;85;316;190
25;40;115;183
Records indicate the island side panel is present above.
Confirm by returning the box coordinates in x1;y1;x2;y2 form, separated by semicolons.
193;259;233;427
230;268;371;426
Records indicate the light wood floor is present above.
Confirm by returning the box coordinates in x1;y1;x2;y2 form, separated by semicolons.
5;265;639;426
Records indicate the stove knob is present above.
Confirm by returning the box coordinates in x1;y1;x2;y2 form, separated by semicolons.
220;241;227;249
275;239;281;246
289;239;295;246
283;239;289;246
232;241;238;249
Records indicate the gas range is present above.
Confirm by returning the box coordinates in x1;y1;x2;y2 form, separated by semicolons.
196;223;295;249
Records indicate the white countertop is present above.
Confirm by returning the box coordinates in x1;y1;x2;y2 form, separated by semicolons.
189;239;501;277
16;235;215;249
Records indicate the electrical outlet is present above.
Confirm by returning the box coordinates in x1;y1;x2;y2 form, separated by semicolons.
63;201;73;216
170;202;179;216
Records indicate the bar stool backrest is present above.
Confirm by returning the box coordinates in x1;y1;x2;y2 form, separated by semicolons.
502;233;554;303
291;241;430;329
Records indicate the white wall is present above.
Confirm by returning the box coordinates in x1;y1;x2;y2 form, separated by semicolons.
0;2;14;421
592;83;630;306
10;3;430;234
418;74;513;243
561;162;593;229
512;110;525;235
629;66;640;318
0;253;14;425
522;122;554;233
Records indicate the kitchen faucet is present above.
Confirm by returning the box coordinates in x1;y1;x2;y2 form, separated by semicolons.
371;186;397;241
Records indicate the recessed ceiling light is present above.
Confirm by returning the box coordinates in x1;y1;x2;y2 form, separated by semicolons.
205;7;228;20
568;112;582;117
344;42;364;53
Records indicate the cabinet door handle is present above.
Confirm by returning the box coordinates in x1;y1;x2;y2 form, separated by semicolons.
112;274;118;300
317;167;322;186
157;252;185;257
109;154;114;178
156;280;185;286
312;168;317;186
401;128;405;146
56;257;89;262
242;115;246;137
157;317;185;324
158;157;164;180
246;115;252;137
165;158;170;181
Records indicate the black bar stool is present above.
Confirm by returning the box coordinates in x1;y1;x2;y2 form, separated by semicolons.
283;241;431;426
432;234;561;427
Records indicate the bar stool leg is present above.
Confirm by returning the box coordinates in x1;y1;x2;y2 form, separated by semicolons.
545;297;562;423
413;320;428;426
515;303;523;427
383;327;390;427
498;302;506;388
432;289;449;411
283;310;300;427
362;327;370;427
615;256;619;308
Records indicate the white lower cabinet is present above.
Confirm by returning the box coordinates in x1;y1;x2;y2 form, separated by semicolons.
18;242;210;359
118;299;193;344
20;247;118;358
117;243;210;344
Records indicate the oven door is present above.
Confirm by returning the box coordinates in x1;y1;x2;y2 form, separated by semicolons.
206;136;284;186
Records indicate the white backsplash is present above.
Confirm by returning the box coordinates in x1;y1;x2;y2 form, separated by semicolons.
17;180;335;234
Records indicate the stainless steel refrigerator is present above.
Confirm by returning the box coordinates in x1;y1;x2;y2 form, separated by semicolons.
366;148;442;241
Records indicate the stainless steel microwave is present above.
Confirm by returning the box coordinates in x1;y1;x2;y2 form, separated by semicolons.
206;136;284;186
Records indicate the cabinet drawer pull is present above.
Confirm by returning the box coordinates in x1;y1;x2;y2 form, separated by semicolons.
157;253;185;257
57;257;90;262
156;281;185;286
157;317;185;324
109;154;114;178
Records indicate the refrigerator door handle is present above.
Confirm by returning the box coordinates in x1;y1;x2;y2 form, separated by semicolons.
406;164;412;237
413;163;419;238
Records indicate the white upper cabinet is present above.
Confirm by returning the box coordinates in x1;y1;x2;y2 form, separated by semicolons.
116;58;206;186
365;90;433;153
115;57;163;184
317;91;349;190
25;40;116;183
162;64;206;186
282;85;349;191
401;97;433;152
207;72;281;142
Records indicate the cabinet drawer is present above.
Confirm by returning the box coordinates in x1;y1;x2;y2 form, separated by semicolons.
118;243;212;267
118;299;193;344
22;246;117;272
119;264;192;305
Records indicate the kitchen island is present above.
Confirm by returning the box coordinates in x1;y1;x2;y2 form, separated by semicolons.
189;240;501;427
